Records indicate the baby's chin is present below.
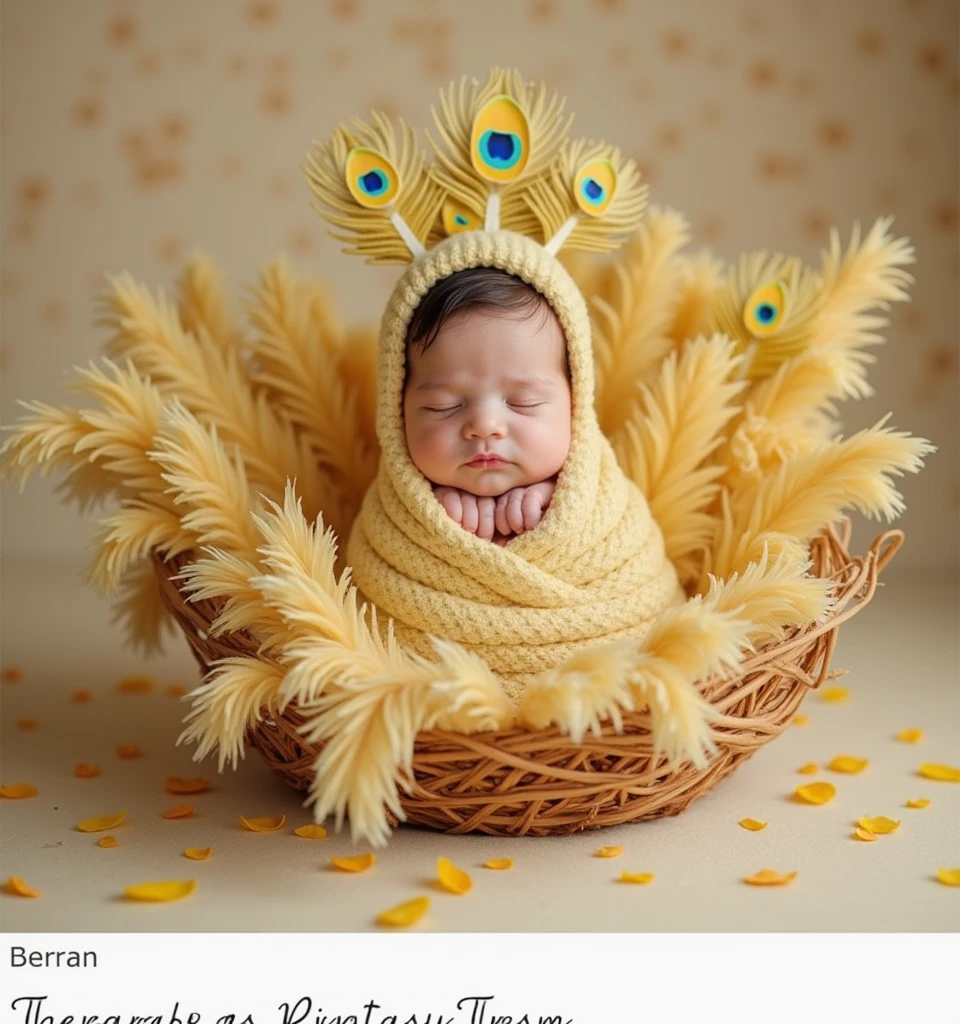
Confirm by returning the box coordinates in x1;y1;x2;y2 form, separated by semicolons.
453;464;526;495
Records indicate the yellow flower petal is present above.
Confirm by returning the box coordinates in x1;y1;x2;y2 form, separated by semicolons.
936;868;960;887
744;869;797;886
293;824;328;839
161;804;194;820
16;718;38;731
918;763;960;783
437;856;472;894
858;816;900;835
77;809;126;832
828;755;869;774
739;818;768;831
376;896;429;927
0;782;39;799
792;714;811;726
116;674;155;694
820;687;849;703
240;814;285;832
165;776;210;794
4;876;41;897
74;763;101;779
483;858;514;870
184;847;212;861
115;744;141;759
897;728;924;744
71;689;93;703
620;871;655;884
797;762;819;775
330;853;375;873
854;828;877;842
906;798;931;809
97;836;118;849
124;880;196;902
595;845;624;858
794;782;836;805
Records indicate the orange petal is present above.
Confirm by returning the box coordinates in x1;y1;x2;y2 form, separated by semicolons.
936;868;960;887
896;728;924;744
828;755;869;774
794;782;836;805
739;818;768;831
4;876;41;897
293;824;327;839
797;762;819;775
820;687;849;703
76;809;126;832
74;763;101;779
164;776;210;794
858;816;900;835
115;744;141;759
906;798;931;809
330;853;375;873
620;871;655;885
71;689;93;703
376;896;429;927
124;880;196;902
160;804;194;820
594;845;624;858
918;763;960;783
16;718;38;731
437;856;472;894
792;714;811;726
744;869;796;886
165;684;188;698
854;828;878;842
97;836;118;849
2;666;23;683
483;858;514;870
0;783;39;799
116;674;155;694
240;814;285;832
184;847;212;861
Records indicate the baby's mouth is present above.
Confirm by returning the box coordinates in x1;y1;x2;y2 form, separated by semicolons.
467;454;507;468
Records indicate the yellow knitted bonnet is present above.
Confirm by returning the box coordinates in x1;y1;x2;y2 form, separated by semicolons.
304;67;683;701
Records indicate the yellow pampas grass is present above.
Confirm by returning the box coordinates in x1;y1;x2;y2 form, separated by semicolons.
592;208;690;437
176;253;243;356
706;420;934;582
613;335;745;578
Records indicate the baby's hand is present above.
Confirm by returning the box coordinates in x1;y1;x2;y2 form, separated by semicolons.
434;486;498;541
494;480;556;537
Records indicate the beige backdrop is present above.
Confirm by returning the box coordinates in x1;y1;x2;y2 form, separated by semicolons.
1;0;957;572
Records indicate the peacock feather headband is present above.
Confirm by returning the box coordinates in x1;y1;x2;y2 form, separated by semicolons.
301;66;650;265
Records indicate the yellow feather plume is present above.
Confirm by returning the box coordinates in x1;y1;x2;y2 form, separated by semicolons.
667;249;725;348
176;253;244;356
592;208;692;436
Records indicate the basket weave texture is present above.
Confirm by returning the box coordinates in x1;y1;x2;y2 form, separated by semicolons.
154;522;902;838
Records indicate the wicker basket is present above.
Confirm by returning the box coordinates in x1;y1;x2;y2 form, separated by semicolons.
153;521;902;837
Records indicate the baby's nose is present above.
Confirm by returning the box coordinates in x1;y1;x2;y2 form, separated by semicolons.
463;406;506;438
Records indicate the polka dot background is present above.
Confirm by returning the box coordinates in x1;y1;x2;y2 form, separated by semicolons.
1;0;957;571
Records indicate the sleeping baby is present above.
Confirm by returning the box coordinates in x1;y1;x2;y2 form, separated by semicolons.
403;267;572;546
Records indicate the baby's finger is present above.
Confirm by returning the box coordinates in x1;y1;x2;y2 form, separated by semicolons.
439;488;463;524
520;489;544;531
506;489;526;534
460;494;479;534
494;493;512;536
476;497;496;541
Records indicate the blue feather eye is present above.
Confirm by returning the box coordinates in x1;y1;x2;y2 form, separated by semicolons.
743;281;788;337
470;95;531;183
573;159;617;217
442;198;482;235
344;148;400;209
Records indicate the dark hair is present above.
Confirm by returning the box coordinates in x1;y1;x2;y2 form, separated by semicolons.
405;267;569;375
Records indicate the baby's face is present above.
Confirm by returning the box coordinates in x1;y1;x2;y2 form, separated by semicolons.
403;305;572;496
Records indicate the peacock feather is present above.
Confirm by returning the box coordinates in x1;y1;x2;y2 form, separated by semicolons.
303;112;443;264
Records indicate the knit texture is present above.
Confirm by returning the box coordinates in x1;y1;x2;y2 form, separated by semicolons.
346;230;683;702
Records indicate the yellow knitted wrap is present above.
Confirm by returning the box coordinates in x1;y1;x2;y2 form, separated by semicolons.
346;230;683;702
